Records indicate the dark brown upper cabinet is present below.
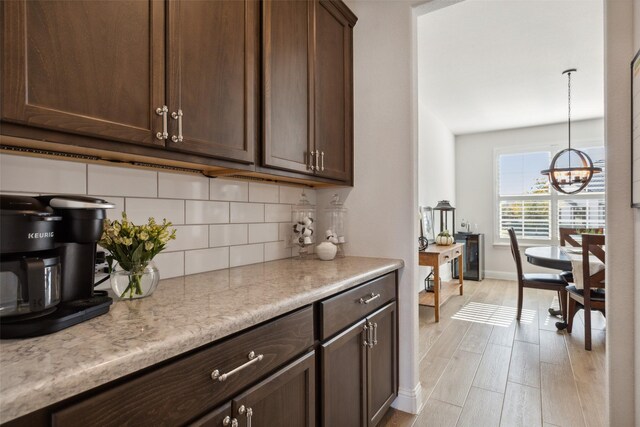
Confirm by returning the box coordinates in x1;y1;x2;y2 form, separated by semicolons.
262;0;315;175
166;0;258;163
262;0;356;183
314;0;355;182
2;0;356;185
2;0;257;164
1;0;165;147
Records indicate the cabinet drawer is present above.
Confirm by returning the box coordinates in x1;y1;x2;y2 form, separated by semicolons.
319;272;396;340
438;246;462;265
52;306;314;427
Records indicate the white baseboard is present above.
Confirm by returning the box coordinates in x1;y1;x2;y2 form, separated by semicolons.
484;270;517;281
391;382;423;414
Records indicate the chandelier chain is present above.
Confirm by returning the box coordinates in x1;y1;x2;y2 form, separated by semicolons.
568;70;571;151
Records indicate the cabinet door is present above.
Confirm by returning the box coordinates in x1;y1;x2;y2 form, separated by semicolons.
2;0;165;146
321;319;367;427
367;302;398;426
314;0;355;182
231;351;316;427
262;0;314;175
167;0;257;163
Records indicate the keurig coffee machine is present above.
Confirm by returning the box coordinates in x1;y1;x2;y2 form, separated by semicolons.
0;195;115;338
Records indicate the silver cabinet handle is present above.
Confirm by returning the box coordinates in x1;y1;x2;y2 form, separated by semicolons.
309;151;315;171
222;416;238;427
373;322;378;346
367;321;375;348
211;351;264;382
359;293;381;304
238;406;253;427
362;323;370;347
321;151;325;171
155;106;168;140
171;109;183;142
315;150;320;171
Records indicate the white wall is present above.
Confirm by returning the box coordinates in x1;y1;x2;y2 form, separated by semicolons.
0;153;314;277
418;104;456;210
318;0;422;413
455;118;604;280
605;0;638;424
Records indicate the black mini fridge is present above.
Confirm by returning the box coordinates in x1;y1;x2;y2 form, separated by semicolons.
452;233;484;281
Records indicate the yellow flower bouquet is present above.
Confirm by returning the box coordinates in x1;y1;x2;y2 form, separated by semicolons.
99;213;176;299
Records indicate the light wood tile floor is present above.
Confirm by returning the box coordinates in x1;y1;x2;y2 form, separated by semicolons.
380;279;607;427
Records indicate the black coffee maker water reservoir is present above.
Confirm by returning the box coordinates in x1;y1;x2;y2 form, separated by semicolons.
0;195;115;338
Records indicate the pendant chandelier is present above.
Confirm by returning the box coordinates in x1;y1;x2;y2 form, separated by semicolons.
540;69;602;194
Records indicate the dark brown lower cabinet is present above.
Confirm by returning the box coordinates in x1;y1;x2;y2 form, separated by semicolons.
321;302;397;427
321;319;367;427
193;351;316;427
367;303;398;426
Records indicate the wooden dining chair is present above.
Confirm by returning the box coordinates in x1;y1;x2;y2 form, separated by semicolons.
566;233;605;351
508;228;569;321
557;227;604;286
559;227;604;247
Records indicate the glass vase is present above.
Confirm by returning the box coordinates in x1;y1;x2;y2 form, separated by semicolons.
110;262;160;300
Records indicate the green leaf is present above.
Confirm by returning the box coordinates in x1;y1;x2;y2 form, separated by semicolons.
131;242;144;263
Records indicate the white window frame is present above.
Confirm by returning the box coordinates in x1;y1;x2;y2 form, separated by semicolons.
493;142;605;247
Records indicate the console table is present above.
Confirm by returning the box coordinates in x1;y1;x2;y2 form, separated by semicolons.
419;243;464;322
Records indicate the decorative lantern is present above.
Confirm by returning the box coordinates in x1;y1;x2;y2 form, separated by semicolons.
540;69;602;194
433;200;455;235
324;194;347;257
291;191;316;258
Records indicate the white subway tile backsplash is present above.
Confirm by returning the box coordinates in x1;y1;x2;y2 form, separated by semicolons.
248;223;279;244
159;172;209;200
279;223;293;242
88;164;157;197
0;154;86;194
210;179;248;202
186;200;229;224
230;244;264;268
265;241;292;262
279;185;304;205
265;204;291;222
210;224;248;247
0;154;318;279
185;247;229;275
154;252;185;279
249;182;279;203
166;225;209;251
126;198;184;225
230;203;264;223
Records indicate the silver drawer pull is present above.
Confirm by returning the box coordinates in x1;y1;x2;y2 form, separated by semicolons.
321;151;325;171
211;351;264;382
171;109;183;143
359;292;380;304
155;106;168;140
362;323;370;347
373;322;378;346
309;151;315;171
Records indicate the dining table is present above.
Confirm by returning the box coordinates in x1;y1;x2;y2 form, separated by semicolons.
524;245;573;271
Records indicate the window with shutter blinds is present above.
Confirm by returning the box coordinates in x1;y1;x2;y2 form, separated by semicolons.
495;146;605;244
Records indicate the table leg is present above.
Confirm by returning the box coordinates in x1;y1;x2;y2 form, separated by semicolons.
458;252;464;295
434;263;440;322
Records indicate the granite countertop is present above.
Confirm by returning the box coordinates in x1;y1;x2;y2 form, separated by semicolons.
0;256;403;423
